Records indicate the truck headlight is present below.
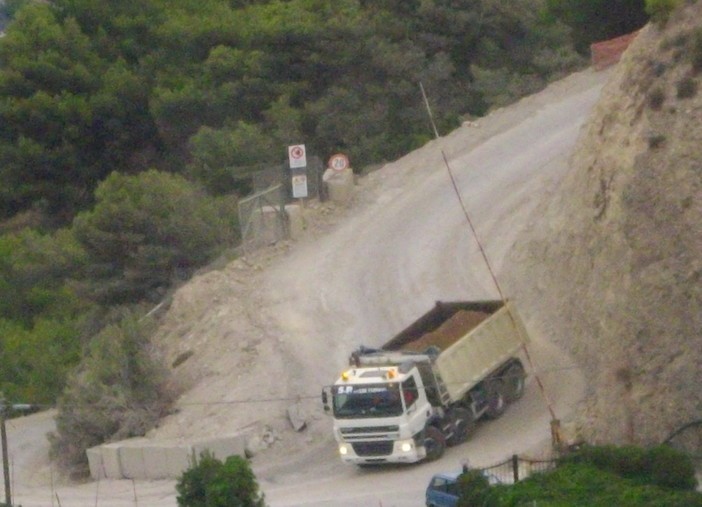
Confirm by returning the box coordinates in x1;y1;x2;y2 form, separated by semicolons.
339;444;350;456
399;439;414;453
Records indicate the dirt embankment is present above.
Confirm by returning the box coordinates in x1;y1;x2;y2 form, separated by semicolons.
507;2;702;446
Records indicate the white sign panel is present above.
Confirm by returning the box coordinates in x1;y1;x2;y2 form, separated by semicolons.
291;174;308;198
288;144;307;169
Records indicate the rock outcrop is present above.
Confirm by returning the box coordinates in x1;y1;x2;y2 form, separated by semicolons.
508;1;702;446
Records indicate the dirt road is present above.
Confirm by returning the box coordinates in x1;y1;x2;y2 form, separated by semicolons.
3;67;611;506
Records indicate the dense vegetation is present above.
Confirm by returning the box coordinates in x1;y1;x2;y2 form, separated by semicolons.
176;451;265;507
0;0;654;474
458;445;702;506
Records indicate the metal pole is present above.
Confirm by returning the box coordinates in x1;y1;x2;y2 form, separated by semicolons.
0;395;11;507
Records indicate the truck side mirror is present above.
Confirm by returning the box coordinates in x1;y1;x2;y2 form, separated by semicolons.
321;386;332;414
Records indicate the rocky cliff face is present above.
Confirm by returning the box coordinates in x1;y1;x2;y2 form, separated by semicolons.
508;1;701;446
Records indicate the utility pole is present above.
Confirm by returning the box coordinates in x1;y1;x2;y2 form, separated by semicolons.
0;394;11;507
0;394;34;507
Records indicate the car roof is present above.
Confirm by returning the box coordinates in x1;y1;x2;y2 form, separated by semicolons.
431;471;462;481
431;470;502;484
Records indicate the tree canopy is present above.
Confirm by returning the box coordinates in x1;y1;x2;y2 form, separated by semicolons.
0;0;586;224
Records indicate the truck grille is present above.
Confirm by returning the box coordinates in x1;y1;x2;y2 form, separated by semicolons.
352;441;394;456
340;425;399;435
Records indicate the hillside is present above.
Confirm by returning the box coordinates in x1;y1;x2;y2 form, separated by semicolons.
148;1;702;473
507;1;702;446
3;5;701;505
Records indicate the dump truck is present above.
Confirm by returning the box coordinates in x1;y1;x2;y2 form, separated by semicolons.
321;300;529;465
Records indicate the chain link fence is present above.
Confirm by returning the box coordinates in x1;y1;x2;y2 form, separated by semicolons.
238;155;326;251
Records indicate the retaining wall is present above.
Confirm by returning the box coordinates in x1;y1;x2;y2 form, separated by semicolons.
87;434;247;480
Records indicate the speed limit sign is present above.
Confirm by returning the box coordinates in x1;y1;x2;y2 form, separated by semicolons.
328;153;349;171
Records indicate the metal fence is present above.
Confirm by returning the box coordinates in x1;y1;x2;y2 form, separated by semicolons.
479;453;558;485
238;155;326;251
476;423;702;486
237;184;288;252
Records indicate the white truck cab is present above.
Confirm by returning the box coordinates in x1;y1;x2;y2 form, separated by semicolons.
326;363;437;464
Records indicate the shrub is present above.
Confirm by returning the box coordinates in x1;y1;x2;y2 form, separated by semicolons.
649;87;666;109
490;462;702;506
645;0;682;23
561;444;698;490
72;170;239;305
644;445;698;490
48;310;173;477
176;451;265;507
691;28;702;73
676;76;698;98
648;134;667;149
457;469;492;507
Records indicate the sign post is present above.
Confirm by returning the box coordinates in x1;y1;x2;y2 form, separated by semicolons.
288;144;309;200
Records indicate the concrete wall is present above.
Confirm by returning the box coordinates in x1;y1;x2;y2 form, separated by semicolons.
87;434;247;480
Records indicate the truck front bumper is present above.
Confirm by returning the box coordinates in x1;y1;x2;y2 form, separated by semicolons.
338;438;426;464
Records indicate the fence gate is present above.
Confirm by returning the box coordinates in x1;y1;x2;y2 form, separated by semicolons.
238;184;288;252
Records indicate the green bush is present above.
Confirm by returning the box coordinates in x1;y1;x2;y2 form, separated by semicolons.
48;310;173;477
644;445;698;490
561;444;698;490
176;451;265;507
489;462;702;506
645;0;682;23
676;76;698;98
0;316;84;404
457;469;492;507
72;170;239;305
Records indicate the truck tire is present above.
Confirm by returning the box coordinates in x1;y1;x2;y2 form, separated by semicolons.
504;362;526;402
446;408;476;446
485;381;507;419
423;426;446;461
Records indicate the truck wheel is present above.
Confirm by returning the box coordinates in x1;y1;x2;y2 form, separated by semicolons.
423;426;446;461
446;408;476;446
504;362;526;402
485;382;507;419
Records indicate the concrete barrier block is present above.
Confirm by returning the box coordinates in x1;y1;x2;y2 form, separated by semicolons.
325;167;354;203
164;445;193;478
99;443;123;479
141;444;167;480
141;443;192;479
86;447;106;480
119;444;146;479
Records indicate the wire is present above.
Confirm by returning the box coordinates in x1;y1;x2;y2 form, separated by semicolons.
2;364;584;411
419;83;562;442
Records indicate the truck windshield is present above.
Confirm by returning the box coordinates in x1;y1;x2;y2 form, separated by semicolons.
332;383;403;418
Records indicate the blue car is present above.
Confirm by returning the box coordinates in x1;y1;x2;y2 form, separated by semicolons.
425;469;501;507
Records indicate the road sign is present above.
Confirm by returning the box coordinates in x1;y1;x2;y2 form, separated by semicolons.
288;144;307;169
291;174;308;198
328;153;349;171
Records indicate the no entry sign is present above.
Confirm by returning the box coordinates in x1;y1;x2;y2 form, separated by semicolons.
288;144;307;168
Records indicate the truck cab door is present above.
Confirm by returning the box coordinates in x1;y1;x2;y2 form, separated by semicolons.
402;372;431;431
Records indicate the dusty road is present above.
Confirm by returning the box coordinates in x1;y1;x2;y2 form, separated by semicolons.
3;67;611;506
